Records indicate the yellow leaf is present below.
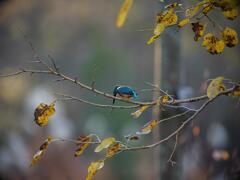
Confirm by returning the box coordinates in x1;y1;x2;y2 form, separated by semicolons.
222;8;238;20
157;8;174;23
30;150;44;167
178;18;190;28
207;77;226;99
116;0;133;28
165;3;180;9
163;13;178;26
147;34;160;45
86;160;105;180
136;120;158;135
95;137;116;152
202;3;214;14
154;23;165;36
106;143;122;158
131;105;149;119
222;27;238;47
191;22;205;41
161;95;170;104
34;103;55;126
185;5;201;17
228;85;240;97
75;135;92;157
202;33;225;54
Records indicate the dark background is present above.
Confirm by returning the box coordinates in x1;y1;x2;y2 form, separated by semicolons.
0;0;240;180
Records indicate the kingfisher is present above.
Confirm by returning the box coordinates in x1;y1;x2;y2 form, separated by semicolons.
112;85;138;104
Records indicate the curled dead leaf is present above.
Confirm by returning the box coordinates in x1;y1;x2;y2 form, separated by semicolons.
34;103;55;126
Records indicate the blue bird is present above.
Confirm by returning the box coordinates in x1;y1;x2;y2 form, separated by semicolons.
112;85;138;104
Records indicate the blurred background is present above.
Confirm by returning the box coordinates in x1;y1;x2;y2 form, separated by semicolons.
0;0;239;180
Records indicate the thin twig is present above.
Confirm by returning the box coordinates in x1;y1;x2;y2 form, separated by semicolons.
167;133;178;166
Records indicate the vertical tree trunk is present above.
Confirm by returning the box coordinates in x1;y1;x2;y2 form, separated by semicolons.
152;39;162;180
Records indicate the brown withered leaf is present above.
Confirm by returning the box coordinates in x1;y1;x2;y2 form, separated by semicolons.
202;33;225;54
34;103;55;126
106;143;122;158
39;136;53;151
191;22;205;41
222;27;238;47
136;120;158;135
75;135;92;157
86;160;105;180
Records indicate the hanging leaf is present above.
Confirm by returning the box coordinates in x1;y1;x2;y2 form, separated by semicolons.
147;8;178;45
222;27;238;47
131;105;149;119
75;135;92;157
116;0;133;28
222;8;238;20
125;134;140;141
161;95;171;104
191;22;205;41
202;3;214;14
39;136;53;151
30;150;44;167
34;103;55;126
178;18;190;28
136;120;158;135
106;143;122;158
163;13;178;26
228;85;240;97
185;4;201;17
154;23;165;36
202;33;225;54
165;3;180;9
86;160;105;180
147;34;160;45
30;136;54;167
95;137;116;153
207;76;226;99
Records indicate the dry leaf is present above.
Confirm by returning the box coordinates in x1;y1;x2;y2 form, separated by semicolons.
116;0;133;28
147;8;178;44
202;33;225;54
131;105;149;119
202;3;214;14
30;150;44;167
106;143;122;158
228;85;240;97
185;4;201;17
39;136;53;151
75;135;92;157
86;160;105;180
222;8;238;20
207;76;226;99
154;23;165;36
191;22;205;41
178;18;190;28
95;137;116;152
136;120;158;135
222;27;238;47
34;103;55;126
